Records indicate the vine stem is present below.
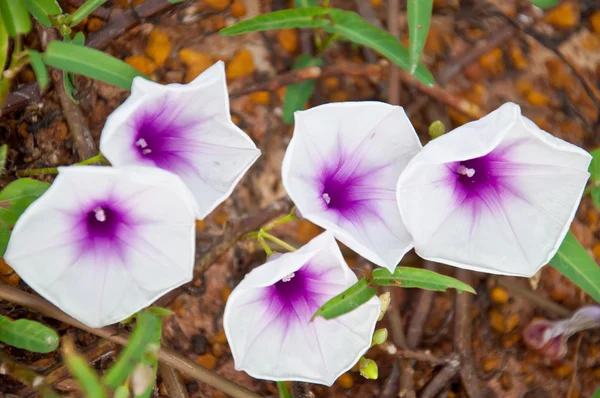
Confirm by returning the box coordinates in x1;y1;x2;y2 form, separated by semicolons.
261;232;297;252
15;153;108;177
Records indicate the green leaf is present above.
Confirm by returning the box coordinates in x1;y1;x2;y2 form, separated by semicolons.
63;70;79;103
102;310;162;389
593;386;600;398
167;0;185;3
549;231;600;303
24;0;62;27
407;0;433;75
0;144;7;174
72;31;85;45
27;50;49;89
312;277;377;320
294;0;318;7
67;0;106;26
62;337;107;398
0;0;32;37
277;381;293;398
529;0;558;8
43;41;146;89
589;148;600;184
371;267;475;293
146;306;174;317
0;316;59;353
0;12;9;71
0;178;50;256
220;8;330;36
323;9;434;86
282;55;322;124
133;316;162;398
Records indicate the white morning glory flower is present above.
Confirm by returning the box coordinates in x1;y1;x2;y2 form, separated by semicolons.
100;61;261;219
397;102;591;277
281;102;422;271
4;166;196;328
223;231;380;386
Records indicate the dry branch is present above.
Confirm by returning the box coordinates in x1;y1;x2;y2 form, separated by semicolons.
0;283;260;398
35;23;97;160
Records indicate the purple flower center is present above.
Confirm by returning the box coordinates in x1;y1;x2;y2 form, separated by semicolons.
75;201;132;261
130;99;197;175
273;271;304;303
321;174;352;211
86;206;121;239
450;152;506;201
260;264;339;328
455;157;495;190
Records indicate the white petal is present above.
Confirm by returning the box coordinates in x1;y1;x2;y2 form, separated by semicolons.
397;102;591;277
100;61;260;219
224;232;380;385
282;102;421;271
4;166;196;328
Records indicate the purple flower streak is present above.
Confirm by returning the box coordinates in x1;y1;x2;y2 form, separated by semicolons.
128;94;209;176
241;263;343;354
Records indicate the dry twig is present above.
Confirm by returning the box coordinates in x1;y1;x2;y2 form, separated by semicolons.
20;340;116;397
419;353;460;398
454;269;483;397
407;261;439;349
0;348;61;397
495;277;571;318
0;283;259;398
35;23;97;160
387;289;416;398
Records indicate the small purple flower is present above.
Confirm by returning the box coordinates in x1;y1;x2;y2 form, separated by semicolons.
397;103;591;276
100;61;260;219
224;232;380;385
4;166;196;328
282;102;422;271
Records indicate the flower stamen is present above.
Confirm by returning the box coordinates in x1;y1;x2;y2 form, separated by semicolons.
281;272;295;282
322;192;331;205
135;138;148;148
457;165;475;178
93;207;106;222
136;138;153;156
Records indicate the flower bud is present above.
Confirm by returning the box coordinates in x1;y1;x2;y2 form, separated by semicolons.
372;328;388;346
378;292;391;321
428;120;446;139
359;357;378;380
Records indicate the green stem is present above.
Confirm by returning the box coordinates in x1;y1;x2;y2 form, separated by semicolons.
15;152;107;177
77;152;107;165
584;184;594;196
261;232;297;252
258;235;273;256
277;381;292;398
262;207;297;231
15;167;59;177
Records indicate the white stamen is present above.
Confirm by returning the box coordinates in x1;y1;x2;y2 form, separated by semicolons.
457;165;476;178
94;207;106;222
135;138;148;148
282;272;295;282
142;148;152;155
322;192;331;205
